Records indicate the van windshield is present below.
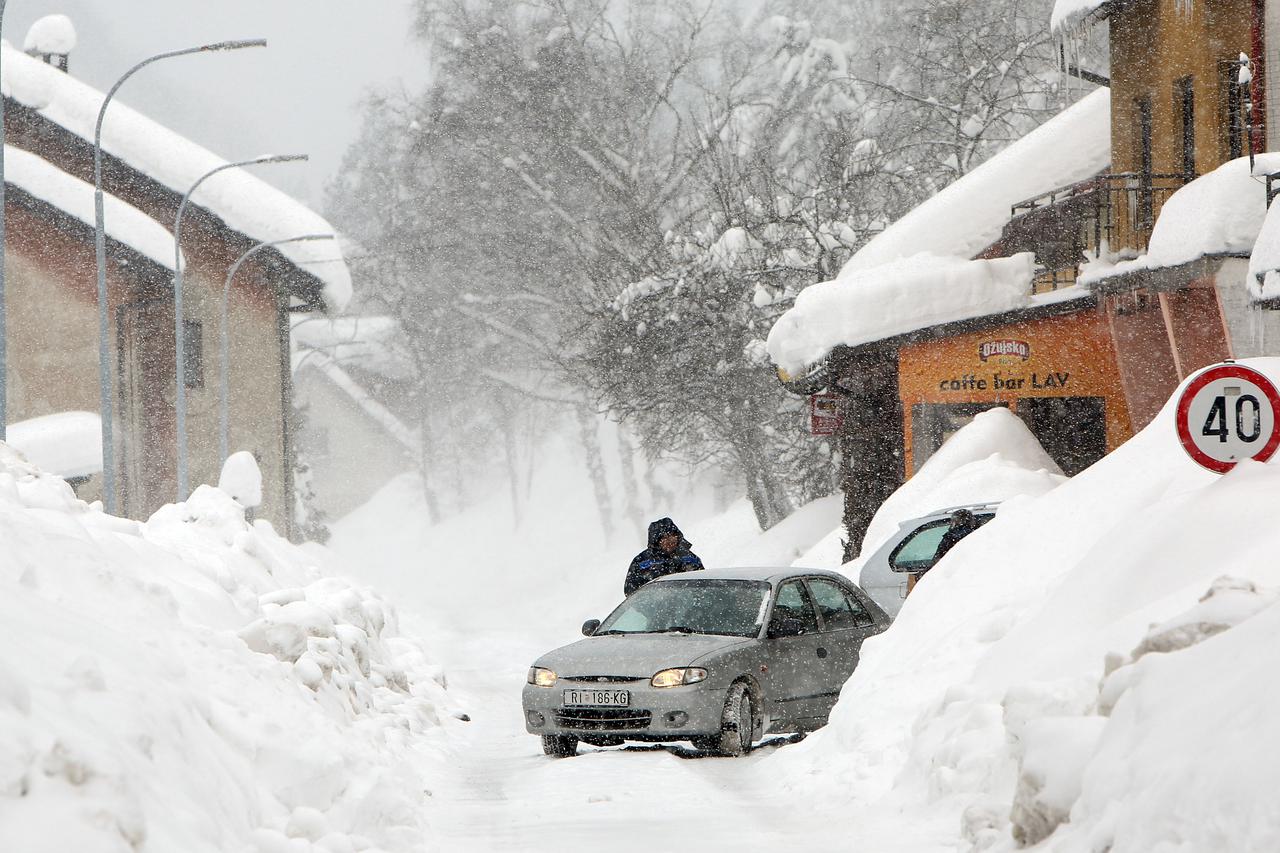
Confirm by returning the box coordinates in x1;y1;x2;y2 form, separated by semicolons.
596;579;771;638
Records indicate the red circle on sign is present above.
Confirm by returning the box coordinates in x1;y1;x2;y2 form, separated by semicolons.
1175;363;1280;473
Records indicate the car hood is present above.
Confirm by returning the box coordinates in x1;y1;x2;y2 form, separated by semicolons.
535;633;752;678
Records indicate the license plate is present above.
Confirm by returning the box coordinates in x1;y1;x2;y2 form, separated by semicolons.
562;688;630;707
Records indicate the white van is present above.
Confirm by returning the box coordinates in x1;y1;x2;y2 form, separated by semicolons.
858;503;999;618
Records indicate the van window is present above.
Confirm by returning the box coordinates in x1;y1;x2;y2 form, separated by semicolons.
890;521;949;572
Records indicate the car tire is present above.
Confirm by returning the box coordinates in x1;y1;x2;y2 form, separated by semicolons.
716;682;754;757
542;734;578;757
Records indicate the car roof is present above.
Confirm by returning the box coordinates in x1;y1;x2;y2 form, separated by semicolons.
900;501;1001;526
651;566;854;585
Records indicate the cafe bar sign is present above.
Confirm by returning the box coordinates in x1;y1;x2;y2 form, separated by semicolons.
937;337;1070;393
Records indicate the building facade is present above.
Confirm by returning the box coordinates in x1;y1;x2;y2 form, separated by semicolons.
771;0;1280;558
1;39;350;536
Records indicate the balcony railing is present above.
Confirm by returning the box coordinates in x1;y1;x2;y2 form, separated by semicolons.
1002;172;1187;294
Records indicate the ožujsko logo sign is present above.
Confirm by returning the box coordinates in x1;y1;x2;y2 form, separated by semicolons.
978;339;1031;364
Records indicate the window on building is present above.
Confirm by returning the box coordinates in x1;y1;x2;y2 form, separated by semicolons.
1221;59;1247;160
1137;96;1154;225
183;319;204;389
1176;76;1196;181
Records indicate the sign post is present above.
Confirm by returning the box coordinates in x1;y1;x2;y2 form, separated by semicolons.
810;393;843;436
1175;362;1280;473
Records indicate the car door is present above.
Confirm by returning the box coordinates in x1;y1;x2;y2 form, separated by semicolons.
758;579;827;729
804;577;883;718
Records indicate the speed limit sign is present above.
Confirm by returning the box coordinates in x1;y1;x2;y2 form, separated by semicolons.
1175;362;1280;473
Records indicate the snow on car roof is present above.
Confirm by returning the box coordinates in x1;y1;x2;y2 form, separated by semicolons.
654;566;850;583
1;40;350;310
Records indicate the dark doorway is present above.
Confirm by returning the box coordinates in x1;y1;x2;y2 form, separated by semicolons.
1018;396;1107;476
911;402;1010;474
117;298;177;519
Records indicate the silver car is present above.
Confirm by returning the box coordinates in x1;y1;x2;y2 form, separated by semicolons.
522;567;890;757
858;503;998;618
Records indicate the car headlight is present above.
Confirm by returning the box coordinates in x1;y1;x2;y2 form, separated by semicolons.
651;667;708;688
527;666;557;688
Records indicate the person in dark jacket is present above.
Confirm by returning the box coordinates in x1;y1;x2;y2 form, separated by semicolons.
932;509;983;563
907;509;984;596
624;517;704;595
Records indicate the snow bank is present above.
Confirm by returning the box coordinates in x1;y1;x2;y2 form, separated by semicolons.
1;40;350;310
767;252;1037;376
0;443;453;851
6;145;178;270
841;89;1110;276
764;357;1280;851
6;410;101;478
860;407;1064;554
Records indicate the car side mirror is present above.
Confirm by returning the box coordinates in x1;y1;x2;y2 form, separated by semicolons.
582;619;601;637
768;617;805;639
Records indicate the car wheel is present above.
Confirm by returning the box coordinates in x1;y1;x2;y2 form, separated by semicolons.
716;682;754;757
541;734;578;757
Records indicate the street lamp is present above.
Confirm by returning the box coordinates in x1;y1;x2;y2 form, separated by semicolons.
220;233;334;465
93;38;266;515
0;0;9;442
173;153;307;502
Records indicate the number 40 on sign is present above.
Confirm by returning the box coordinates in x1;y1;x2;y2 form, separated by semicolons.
1175;362;1280;473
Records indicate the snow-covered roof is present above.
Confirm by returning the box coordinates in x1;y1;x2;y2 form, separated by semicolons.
6;410;101;479
6;145;178;270
293;349;418;455
291;315;410;380
0;40;350;310
1249;194;1280;301
768;253;1045;375
1081;154;1280;297
1050;0;1111;35
841;88;1111;276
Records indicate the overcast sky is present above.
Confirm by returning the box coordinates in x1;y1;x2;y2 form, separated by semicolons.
6;1;430;210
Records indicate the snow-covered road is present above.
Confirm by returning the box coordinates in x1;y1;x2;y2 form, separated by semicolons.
424;630;799;853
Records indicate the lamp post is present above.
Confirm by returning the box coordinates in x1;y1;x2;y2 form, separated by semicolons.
220;233;334;465
173;153;306;502
0;0;10;441
93;38;266;515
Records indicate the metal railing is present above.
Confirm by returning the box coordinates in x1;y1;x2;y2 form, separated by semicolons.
1004;172;1188;294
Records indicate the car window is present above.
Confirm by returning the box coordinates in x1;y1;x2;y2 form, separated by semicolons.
597;579;771;637
807;578;874;630
769;580;820;635
889;521;949;572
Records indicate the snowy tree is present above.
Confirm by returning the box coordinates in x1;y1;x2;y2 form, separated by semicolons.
331;0;1072;530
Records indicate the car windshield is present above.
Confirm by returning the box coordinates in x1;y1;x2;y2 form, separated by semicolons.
596;579;772;638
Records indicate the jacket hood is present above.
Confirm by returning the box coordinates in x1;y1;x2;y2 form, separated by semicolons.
647;517;691;550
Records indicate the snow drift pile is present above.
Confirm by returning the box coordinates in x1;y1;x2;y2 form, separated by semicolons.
0;444;453;852
768;357;1280;851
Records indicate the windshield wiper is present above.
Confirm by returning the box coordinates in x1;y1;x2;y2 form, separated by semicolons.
592;629;628;636
654;626;701;634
